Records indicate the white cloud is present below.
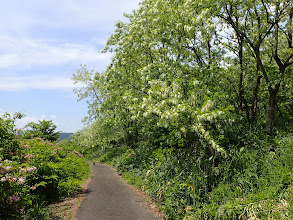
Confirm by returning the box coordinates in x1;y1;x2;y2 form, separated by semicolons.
0;110;71;132
14;115;45;129
0;0;141;32
0;0;140;71
0;74;81;91
0;36;112;69
15;115;62;130
0;0;140;82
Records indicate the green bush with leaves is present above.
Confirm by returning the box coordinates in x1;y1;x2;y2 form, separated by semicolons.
0;157;37;219
23;120;60;142
0;114;38;219
0;113;22;160
20;138;90;201
0;113;90;219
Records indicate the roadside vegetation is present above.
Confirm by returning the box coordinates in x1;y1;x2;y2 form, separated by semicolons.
71;0;293;219
0;114;90;219
2;0;292;219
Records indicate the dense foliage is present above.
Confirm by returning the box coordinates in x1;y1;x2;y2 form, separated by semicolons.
24;120;60;142
72;0;293;219
0;114;90;219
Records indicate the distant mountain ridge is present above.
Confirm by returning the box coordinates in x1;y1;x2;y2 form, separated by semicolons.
59;133;73;141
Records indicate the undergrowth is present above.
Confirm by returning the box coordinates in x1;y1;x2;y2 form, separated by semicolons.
95;134;293;219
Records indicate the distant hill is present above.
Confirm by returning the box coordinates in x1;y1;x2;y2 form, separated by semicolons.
59;133;74;141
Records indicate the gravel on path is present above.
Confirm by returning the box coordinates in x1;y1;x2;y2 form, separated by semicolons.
75;163;156;220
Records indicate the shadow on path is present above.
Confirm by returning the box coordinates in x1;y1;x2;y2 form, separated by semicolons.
75;163;156;220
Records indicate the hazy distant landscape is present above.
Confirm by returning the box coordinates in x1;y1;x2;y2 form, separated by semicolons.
59;133;73;141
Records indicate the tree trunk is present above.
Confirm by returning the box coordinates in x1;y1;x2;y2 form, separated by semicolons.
250;74;262;124
267;84;280;133
238;36;244;114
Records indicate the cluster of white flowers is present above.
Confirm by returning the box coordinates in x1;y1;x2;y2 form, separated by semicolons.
201;100;214;113
161;110;179;120
169;98;179;105
177;104;187;112
173;92;182;99
193;80;200;86
172;82;181;92
184;25;194;32
157;120;169;128
192;122;226;155
197;110;224;123
180;127;187;133
142;109;152;118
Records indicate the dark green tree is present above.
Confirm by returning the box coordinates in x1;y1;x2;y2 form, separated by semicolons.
25;120;60;142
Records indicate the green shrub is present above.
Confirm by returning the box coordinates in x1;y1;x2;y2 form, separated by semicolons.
0;114;38;219
0;113;90;219
21;138;90;201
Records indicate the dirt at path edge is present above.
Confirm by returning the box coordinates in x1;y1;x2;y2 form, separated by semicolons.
72;162;165;220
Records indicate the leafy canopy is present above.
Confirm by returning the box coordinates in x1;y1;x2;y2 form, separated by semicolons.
24;120;60;142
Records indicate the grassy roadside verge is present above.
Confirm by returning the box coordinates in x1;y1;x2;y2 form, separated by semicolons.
45;162;91;220
92;134;293;219
51;161;165;220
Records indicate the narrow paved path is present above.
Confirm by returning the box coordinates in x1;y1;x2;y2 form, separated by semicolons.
75;163;156;220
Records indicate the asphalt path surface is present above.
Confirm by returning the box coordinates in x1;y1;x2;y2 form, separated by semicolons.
75;163;156;220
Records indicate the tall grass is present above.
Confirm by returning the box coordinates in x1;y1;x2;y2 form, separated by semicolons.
95;133;293;219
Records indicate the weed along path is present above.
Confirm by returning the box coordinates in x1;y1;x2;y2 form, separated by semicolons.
75;162;158;220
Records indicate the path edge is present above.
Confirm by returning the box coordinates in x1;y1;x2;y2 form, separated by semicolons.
72;162;165;220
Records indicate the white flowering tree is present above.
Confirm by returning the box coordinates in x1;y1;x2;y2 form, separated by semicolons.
73;0;234;157
73;0;293;157
71;1;293;218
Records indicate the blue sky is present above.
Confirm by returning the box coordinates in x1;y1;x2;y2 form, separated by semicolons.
0;0;142;132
